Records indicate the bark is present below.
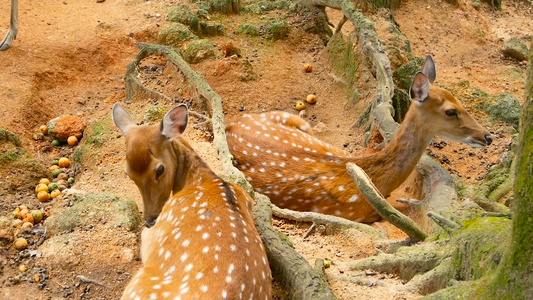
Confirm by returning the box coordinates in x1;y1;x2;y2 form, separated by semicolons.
482;39;533;298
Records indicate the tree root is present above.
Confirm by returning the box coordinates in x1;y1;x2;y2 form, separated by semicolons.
427;211;462;234
332;256;451;295
254;194;338;300
346;163;427;242
272;204;385;239
125;42;339;299
335;242;442;282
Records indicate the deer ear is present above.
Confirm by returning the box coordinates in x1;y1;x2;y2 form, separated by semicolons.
161;105;189;140
112;103;136;136
409;72;430;102
421;55;436;84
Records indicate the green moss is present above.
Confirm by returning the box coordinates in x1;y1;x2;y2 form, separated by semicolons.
0;129;48;190
265;19;290;41
327;33;358;86
184;39;215;64
159;24;198;48
144;105;167;123
393;57;425;91
479;93;521;128
85;116;114;148
44;192;141;233
236;24;259;36
0;129;21;146
72;145;88;164
451;217;511;281
391;88;410;122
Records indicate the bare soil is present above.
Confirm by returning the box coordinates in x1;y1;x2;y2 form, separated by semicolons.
0;0;530;299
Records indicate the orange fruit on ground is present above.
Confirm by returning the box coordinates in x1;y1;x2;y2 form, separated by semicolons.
58;157;70;168
303;64;313;73
306;94;317;104
39;178;50;185
49;165;60;173
35;183;48;194
39;125;48;135
67;136;78;146
13;238;28;250
295;101;306;111
50;189;61;199
37;191;51;202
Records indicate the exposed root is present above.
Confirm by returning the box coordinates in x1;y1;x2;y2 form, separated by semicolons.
272;204;384;239
396;198;421;206
335;242;443;282
427;211;462;235
334;15;348;34
330;257;451;295
346;163;427;242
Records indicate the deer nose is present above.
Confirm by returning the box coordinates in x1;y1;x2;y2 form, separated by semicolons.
485;134;493;145
145;219;156;228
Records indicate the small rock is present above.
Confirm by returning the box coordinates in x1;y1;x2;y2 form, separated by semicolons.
47;115;87;142
502;37;529;61
313;122;327;133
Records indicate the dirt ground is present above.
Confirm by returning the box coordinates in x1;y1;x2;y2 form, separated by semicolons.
0;0;530;299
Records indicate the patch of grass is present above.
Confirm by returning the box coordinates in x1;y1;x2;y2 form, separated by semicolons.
85;116;114;148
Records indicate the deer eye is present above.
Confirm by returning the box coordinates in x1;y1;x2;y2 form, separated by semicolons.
155;165;165;179
445;109;458;117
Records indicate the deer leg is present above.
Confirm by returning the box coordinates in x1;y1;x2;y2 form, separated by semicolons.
0;0;18;51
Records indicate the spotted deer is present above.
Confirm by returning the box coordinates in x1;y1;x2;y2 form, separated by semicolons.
112;104;272;300
1;0;18;51
226;56;492;223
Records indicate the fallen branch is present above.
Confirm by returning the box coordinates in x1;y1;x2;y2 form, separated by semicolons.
272;204;384;239
76;275;110;288
346;162;427;242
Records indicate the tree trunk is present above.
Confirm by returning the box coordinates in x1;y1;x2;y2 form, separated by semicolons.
483;40;533;298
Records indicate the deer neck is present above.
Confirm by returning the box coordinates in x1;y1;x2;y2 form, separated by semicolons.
360;105;433;196
171;138;217;194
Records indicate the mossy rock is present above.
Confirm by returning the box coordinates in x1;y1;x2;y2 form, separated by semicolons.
243;3;263;14
159;24;198;48
502;37;529;61
208;0;241;14
238;59;257;81
0;129;48;192
265;19;290;41
44;192;141;233
480;93;521;128
451;217;511;281
393;57;425;91
144;105;167;123
167;5;200;32
199;21;224;36
0;129;21;146
392;88;411;123
236;24;259;36
184;39;215;64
